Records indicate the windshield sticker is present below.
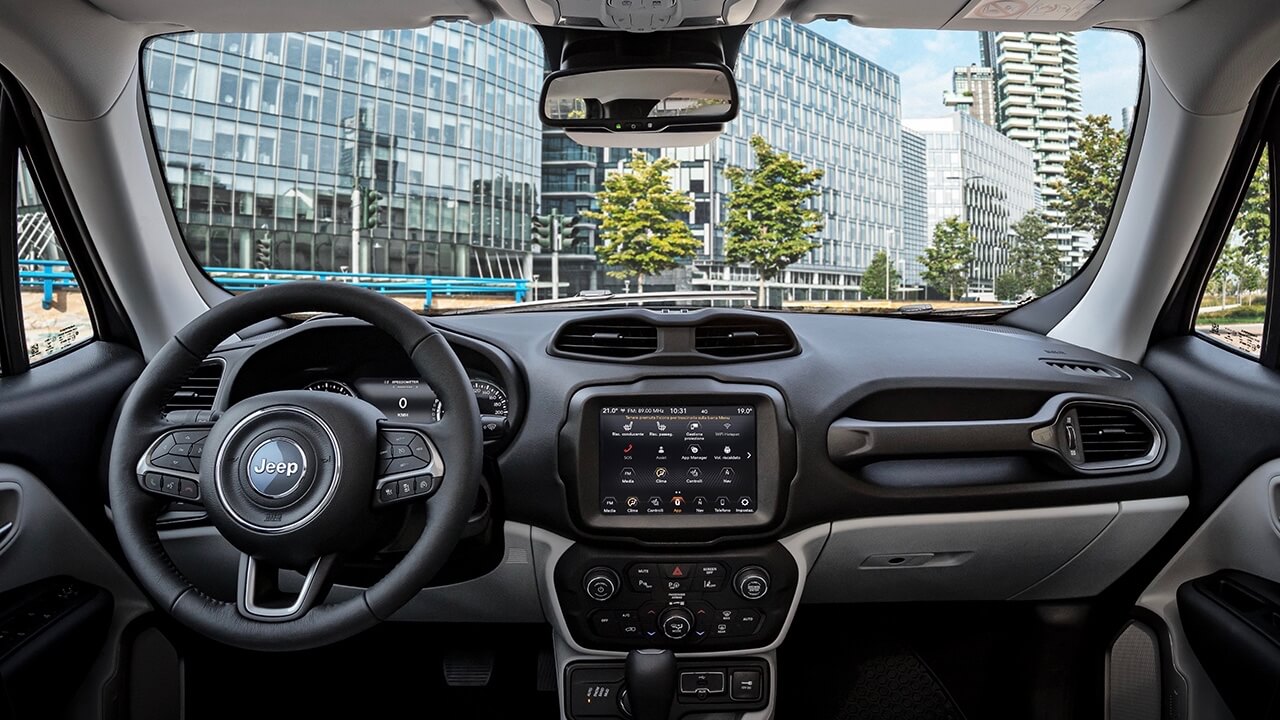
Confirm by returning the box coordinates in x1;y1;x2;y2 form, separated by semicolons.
963;0;1102;21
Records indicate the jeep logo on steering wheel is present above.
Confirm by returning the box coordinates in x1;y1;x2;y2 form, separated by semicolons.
245;437;308;498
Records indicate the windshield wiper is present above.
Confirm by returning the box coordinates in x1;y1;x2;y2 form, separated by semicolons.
443;289;758;315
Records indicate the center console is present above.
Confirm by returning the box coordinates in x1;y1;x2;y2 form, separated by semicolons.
549;380;801;719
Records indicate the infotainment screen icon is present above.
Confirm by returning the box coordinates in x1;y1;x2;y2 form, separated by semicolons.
598;405;758;516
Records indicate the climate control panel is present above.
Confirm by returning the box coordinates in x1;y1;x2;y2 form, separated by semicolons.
553;544;797;651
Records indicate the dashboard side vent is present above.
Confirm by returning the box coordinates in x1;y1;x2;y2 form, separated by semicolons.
553;319;659;358
163;360;224;414
694;319;797;359
1044;359;1127;379
1074;404;1156;464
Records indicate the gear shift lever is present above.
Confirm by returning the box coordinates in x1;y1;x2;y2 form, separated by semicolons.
625;649;676;720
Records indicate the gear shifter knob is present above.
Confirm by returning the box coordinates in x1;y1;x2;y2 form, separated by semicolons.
625;649;676;720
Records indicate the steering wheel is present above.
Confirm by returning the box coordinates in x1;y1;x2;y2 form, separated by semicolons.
108;282;482;651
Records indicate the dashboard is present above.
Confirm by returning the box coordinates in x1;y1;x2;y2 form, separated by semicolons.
170;307;1193;719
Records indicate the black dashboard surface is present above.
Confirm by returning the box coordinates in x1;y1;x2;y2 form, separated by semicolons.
208;308;1191;547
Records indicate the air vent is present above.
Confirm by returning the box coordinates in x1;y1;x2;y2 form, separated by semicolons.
163;360;224;414
553;319;659;358
1074;404;1156;464
1044;360;1127;379
694;319;797;359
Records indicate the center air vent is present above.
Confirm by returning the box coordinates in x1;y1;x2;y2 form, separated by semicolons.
553;319;659;359
694;319;797;359
1072;403;1158;466
163;360;224;414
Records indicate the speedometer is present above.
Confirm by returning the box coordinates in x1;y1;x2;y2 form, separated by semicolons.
304;380;355;397
433;379;509;421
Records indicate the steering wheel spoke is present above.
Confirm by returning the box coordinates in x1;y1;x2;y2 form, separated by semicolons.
237;552;336;622
372;423;445;508
135;424;215;505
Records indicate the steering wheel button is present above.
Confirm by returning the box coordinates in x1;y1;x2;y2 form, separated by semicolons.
142;472;164;491
413;476;434;495
397;479;415;497
382;431;416;446
178;479;200;500
190;440;205;458
377;483;398;503
387;456;427;474
170;443;192;457
154;455;195;473
160;476;181;495
391;445;412;458
173;430;205;445
408;435;431;460
149;435;176;461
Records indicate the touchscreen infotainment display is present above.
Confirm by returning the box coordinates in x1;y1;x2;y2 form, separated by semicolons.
599;404;757;516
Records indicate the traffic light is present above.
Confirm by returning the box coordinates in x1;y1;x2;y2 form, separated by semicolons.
562;215;593;254
361;187;382;230
531;212;556;249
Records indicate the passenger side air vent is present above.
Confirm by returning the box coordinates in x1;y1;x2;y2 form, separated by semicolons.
1074;404;1157;465
163;360;224;414
553;319;659;359
1043;359;1127;380
694;319;797;359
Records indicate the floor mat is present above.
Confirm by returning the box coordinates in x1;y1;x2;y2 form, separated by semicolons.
835;649;966;720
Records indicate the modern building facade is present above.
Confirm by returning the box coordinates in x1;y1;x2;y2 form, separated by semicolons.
904;113;1038;299
980;31;1085;273
900;128;928;287
540;20;907;301
142;23;544;280
943;65;997;128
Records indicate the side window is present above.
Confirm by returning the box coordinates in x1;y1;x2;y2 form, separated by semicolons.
1196;146;1272;357
15;151;95;363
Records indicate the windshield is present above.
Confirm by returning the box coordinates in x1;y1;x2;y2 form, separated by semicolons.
137;23;1140;314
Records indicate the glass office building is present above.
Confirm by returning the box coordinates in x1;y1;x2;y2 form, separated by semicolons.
904;113;1039;299
900;128;928;287
142;23;544;279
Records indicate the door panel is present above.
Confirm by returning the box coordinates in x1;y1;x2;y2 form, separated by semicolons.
0;341;141;527
0;465;150;720
1141;337;1280;718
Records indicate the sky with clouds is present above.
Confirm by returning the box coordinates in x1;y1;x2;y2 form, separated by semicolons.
808;23;1142;125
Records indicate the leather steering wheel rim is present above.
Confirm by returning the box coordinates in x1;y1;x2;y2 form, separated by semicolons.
108;282;483;651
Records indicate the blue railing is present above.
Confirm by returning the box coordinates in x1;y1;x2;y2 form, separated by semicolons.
19;259;528;310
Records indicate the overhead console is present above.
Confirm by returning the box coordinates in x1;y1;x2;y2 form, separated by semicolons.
559;378;794;540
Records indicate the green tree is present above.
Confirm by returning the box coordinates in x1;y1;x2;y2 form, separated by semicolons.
724;135;826;305
1235;146;1271;267
995;212;1060;300
586;151;699;291
1052;114;1127;238
921;217;975;301
861;250;901;300
1210;244;1266;306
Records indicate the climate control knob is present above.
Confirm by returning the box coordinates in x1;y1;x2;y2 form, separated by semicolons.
734;566;770;600
584;567;620;602
659;606;695;640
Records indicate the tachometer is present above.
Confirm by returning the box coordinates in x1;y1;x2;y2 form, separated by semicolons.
433;378;509;421
304;380;355;397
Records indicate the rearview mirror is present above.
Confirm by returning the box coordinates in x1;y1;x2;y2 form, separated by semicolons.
539;63;738;139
